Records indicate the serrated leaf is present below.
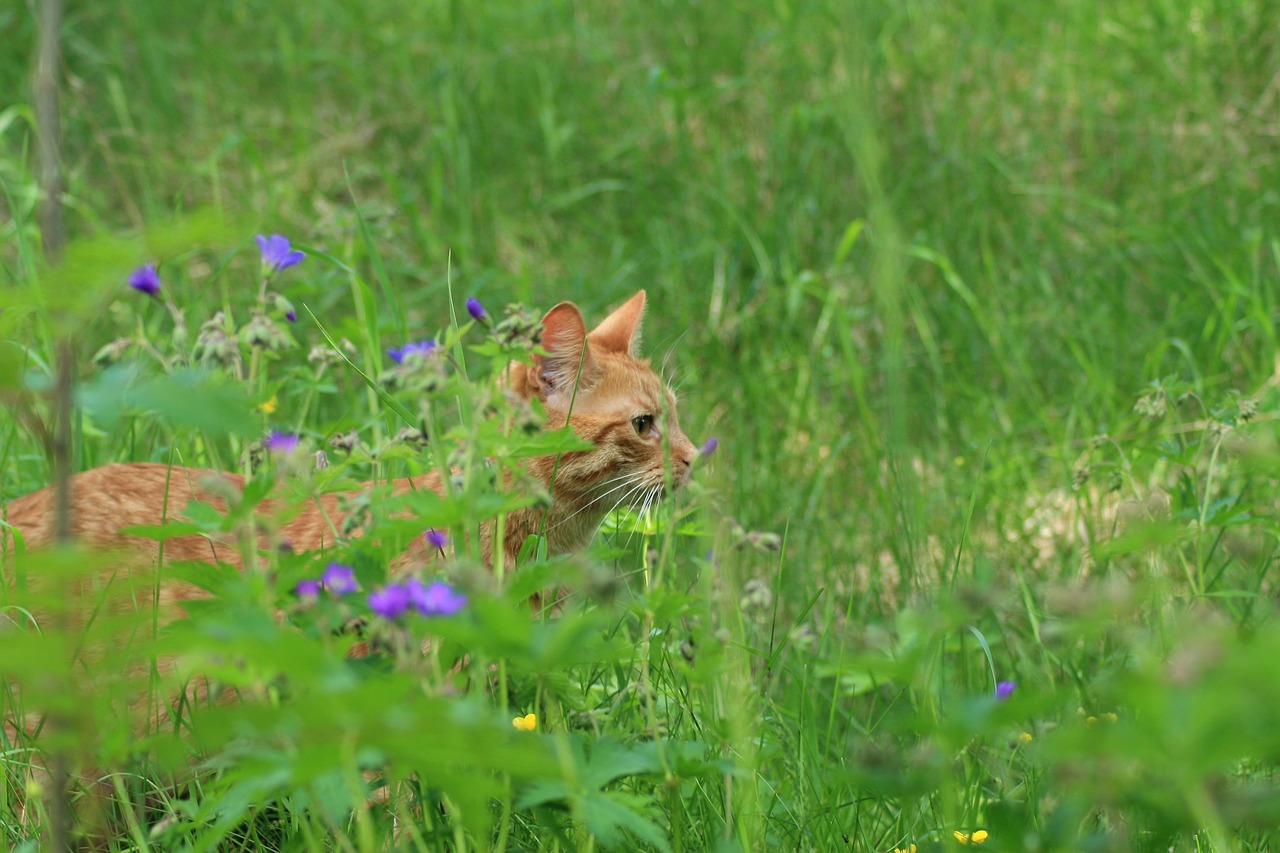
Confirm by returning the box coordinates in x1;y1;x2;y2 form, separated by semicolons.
581;738;666;789
580;790;671;853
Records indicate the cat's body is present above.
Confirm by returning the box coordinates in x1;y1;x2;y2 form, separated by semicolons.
3;290;697;574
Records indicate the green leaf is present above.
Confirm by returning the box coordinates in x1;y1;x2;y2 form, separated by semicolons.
580;790;671;853
78;366;258;435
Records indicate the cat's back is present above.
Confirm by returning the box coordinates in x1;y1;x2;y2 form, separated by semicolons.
4;462;244;556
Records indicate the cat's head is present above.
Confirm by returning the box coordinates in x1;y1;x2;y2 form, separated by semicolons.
512;290;698;511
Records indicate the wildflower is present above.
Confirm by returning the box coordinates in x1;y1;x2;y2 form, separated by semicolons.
1101;711;1118;723
995;680;1017;701
369;583;411;619
492;303;543;349
394;426;429;448
1018;731;1033;744
699;436;719;457
171;314;188;350
744;530;782;553
240;312;289;351
128;263;161;296
256;234;305;272
321;562;359;594
264;431;299;454
295;579;321;599
406;578;467;616
466;297;488;322
92;338;134;367
386;339;437;364
739;578;774;612
270;292;298;323
894;845;917;853
193;312;238;368
512;713;537;731
424;529;448;550
259;395;278;415
329;430;359;452
954;830;989;844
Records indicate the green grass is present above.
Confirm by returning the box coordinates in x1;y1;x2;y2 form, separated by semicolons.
4;0;1280;849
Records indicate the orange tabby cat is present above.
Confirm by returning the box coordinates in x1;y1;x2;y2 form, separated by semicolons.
3;290;697;572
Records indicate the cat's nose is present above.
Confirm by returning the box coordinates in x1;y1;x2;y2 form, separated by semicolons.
674;437;697;483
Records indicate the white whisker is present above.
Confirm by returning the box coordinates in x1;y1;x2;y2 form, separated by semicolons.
549;473;647;531
623;484;662;550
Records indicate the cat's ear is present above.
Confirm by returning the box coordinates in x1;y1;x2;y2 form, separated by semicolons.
531;301;597;398
589;290;646;355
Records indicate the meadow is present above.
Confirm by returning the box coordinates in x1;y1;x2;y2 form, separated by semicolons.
3;0;1280;849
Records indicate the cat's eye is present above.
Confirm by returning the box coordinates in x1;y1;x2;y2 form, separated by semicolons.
631;414;655;436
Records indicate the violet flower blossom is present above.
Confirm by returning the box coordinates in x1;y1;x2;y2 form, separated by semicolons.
256;234;305;272
264;431;299;454
386;339;437;364
128;263;162;296
406;578;467;616
295;579;322;599
321;563;359;594
369;583;412;619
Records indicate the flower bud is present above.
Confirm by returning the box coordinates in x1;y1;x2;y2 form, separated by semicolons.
92;338;134;367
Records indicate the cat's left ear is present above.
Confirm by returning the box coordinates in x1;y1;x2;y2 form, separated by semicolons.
589;290;646;355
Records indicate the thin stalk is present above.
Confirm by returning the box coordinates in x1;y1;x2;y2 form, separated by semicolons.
36;0;73;846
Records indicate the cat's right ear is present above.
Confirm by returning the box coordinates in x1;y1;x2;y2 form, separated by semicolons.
531;301;597;400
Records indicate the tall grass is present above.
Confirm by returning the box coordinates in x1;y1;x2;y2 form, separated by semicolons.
4;0;1280;849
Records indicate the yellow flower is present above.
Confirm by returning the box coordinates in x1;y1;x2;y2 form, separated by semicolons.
1018;731;1033;743
954;829;989;844
1085;715;1099;726
512;713;537;731
894;845;917;853
259;395;278;414
1101;712;1118;723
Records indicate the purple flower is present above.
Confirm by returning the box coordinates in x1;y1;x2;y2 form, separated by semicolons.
699;437;719;458
321;562;359;594
406;578;467;617
128;263;161;296
425;529;448;550
285;309;297;323
264;431;299;454
256;234;305;272
386;339;437;364
369;583;411;619
995;680;1017;701
295;579;322;599
466;297;488;322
